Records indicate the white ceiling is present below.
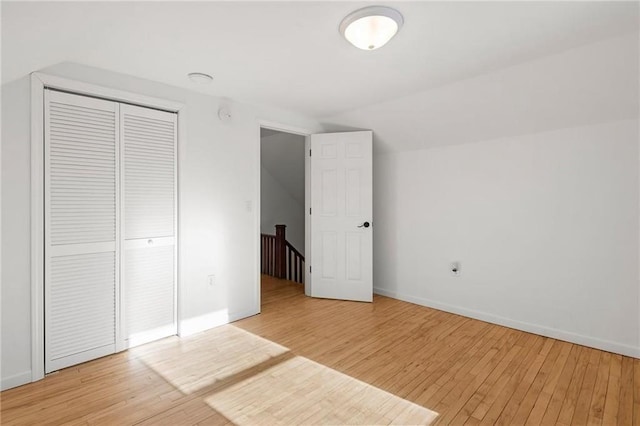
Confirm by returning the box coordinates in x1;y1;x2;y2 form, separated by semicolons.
261;129;305;205
2;1;638;118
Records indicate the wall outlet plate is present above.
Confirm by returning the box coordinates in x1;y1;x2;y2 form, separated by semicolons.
450;262;460;277
207;275;215;286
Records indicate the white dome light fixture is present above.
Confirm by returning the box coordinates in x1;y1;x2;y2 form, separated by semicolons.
339;6;404;51
188;72;213;84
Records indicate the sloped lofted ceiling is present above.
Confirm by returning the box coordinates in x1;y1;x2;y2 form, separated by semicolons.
261;129;306;206
323;33;640;152
2;1;638;119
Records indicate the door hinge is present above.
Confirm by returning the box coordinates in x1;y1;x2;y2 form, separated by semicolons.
309;207;312;215
310;266;312;273
309;149;312;157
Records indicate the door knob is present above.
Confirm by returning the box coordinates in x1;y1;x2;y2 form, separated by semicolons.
358;221;371;228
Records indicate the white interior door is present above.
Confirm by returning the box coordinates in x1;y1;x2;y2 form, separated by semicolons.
121;104;177;348
309;131;373;302
44;90;120;373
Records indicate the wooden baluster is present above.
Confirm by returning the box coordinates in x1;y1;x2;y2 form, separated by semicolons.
269;238;272;275
288;247;292;281
268;238;272;275
275;225;286;279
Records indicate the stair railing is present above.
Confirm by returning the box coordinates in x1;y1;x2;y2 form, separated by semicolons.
261;224;305;283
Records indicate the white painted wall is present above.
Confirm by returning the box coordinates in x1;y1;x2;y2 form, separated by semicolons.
373;119;639;357
260;166;305;255
1;77;32;390
0;63;321;390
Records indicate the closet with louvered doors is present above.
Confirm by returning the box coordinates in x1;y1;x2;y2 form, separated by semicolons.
44;90;177;373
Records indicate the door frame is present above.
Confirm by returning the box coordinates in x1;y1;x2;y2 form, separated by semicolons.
257;120;314;301
30;72;186;383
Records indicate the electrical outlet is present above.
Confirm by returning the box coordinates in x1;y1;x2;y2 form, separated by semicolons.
450;262;461;277
207;275;215;286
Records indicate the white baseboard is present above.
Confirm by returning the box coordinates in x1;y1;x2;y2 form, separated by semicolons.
178;307;260;337
179;309;231;337
228;307;260;323
374;287;640;359
1;371;32;391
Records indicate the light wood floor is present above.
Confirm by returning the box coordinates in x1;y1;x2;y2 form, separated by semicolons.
1;275;638;425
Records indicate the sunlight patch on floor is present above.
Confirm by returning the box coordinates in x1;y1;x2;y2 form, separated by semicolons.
133;324;438;424
205;352;439;425
131;325;289;395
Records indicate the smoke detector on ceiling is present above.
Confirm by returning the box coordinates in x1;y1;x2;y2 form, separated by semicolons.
218;106;232;122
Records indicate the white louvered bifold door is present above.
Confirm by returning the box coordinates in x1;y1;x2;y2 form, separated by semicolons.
121;104;177;348
44;90;119;373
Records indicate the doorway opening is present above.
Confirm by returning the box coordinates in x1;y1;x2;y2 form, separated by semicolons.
260;127;307;301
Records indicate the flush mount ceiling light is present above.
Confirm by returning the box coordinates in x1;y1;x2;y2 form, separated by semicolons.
339;6;404;51
188;72;213;84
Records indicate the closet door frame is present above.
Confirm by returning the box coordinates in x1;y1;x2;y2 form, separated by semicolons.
31;72;186;383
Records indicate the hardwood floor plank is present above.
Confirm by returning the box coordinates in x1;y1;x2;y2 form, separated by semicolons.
635;359;640;426
540;344;582;424
524;341;573;425
602;354;622;425
468;334;538;422
477;335;546;425
447;329;522;425
619;356;634;425
571;349;602;426
556;346;592;425
437;328;518;425
586;351;611;426
509;339;563;425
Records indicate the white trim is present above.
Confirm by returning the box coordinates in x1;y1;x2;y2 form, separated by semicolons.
1;371;33;391
30;72;186;384
31;72;184;112
179;310;230;337
180;308;260;337
259;120;311;137
30;73;45;382
373;287;640;359
228;307;260;323
176;110;187;337
115;100;127;352
257;120;314;310
304;135;311;295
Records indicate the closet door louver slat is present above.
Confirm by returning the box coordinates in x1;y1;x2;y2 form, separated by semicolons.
125;246;175;346
123;111;175;239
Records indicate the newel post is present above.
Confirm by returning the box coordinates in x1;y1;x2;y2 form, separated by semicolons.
275;224;287;279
